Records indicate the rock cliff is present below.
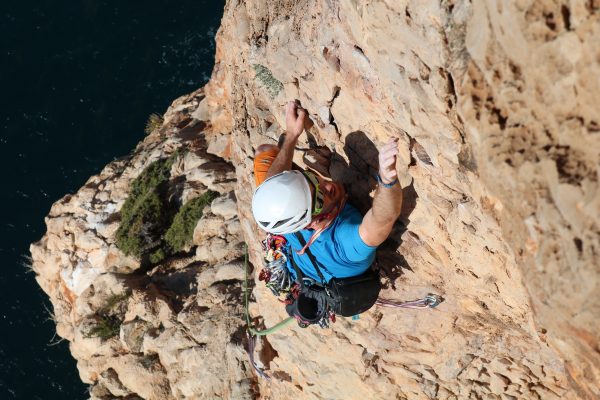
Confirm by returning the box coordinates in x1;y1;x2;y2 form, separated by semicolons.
31;0;599;399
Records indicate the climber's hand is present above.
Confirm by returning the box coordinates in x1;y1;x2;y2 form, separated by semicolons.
378;138;399;184
359;138;403;246
285;101;307;139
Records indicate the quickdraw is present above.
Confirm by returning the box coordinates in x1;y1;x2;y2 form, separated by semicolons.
375;293;444;309
259;235;294;297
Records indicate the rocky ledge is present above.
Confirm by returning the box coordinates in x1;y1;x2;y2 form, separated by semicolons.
31;1;599;399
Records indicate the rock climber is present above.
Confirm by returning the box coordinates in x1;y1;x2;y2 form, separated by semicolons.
251;101;404;325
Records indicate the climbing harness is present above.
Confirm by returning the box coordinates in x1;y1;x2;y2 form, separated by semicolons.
284;277;336;329
289;231;381;322
244;239;445;379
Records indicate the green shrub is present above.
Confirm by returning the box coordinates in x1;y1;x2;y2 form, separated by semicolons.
115;152;219;264
115;156;177;258
149;248;166;264
144;113;164;135
253;64;283;98
100;292;130;314
85;315;122;340
164;191;219;252
85;292;130;340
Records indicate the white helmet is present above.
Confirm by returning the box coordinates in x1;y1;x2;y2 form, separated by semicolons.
252;170;312;234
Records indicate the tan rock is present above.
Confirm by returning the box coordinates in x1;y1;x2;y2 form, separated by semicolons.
120;319;151;353
109;354;173;400
193;215;225;242
98;368;132;397
195;237;232;263
224;217;242;236
214;261;245;282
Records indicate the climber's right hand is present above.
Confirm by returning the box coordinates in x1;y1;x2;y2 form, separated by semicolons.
285;101;307;139
377;138;400;185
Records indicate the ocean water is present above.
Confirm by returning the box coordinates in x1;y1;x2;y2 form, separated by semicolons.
0;1;224;398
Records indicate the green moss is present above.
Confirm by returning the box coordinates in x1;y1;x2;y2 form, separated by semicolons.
115;156;177;258
253;64;283;98
144;113;164;135
164;191;219;252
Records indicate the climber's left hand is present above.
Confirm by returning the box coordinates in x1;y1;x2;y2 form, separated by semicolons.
285;101;308;139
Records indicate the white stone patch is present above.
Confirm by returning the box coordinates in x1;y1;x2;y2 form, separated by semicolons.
191;98;210;121
183;151;208;171
210;193;237;220
61;261;102;296
85;202;119;237
187;169;216;187
87;247;109;268
318;105;331;124
74;230;104;252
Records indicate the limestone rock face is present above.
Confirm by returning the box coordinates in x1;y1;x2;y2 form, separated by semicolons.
31;0;599;399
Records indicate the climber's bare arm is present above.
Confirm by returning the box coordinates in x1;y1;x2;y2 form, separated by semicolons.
266;101;307;178
359;138;404;247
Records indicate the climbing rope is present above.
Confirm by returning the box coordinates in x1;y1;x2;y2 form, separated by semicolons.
244;244;294;379
244;244;294;337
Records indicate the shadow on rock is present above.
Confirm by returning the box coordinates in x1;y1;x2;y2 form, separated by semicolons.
330;131;379;214
328;131;418;288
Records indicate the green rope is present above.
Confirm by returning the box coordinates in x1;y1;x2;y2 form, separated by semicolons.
244;244;294;337
249;316;294;336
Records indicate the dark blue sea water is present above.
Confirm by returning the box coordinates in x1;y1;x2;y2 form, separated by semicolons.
0;1;224;398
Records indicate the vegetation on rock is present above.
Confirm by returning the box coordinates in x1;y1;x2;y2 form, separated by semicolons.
86;315;122;340
144;113;164;135
165;190;218;252
116;152;217;264
115;156;177;259
85;292;130;340
253;64;283;98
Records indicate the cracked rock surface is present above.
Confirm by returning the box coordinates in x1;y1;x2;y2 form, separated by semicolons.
31;0;599;399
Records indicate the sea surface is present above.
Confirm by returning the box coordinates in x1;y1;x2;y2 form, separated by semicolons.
0;1;224;398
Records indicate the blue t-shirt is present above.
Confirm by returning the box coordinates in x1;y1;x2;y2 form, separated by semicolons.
284;203;377;283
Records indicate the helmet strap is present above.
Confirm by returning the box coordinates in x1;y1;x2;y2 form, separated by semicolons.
302;171;325;216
